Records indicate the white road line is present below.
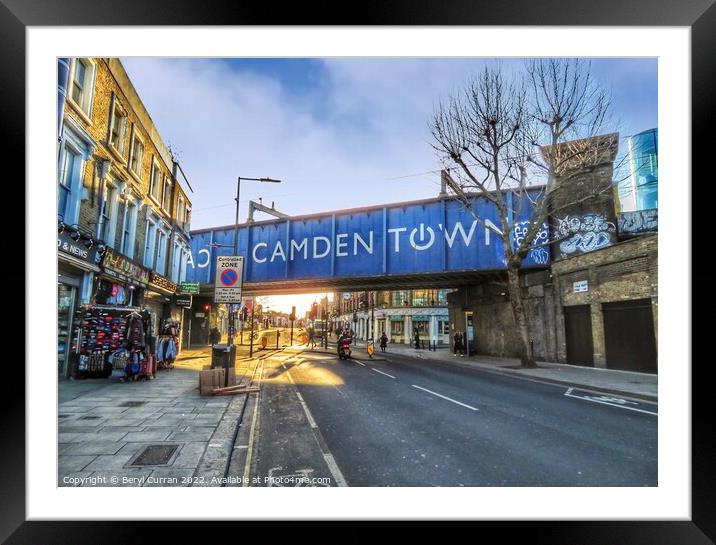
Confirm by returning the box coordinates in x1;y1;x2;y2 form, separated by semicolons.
351;360;366;367
371;368;396;379
564;390;658;416
322;452;348;487
411;384;479;411
286;368;348;487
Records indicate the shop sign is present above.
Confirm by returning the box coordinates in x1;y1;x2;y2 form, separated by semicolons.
573;280;589;293
101;247;150;286
149;272;178;294
180;282;199;294
58;230;102;266
175;294;193;308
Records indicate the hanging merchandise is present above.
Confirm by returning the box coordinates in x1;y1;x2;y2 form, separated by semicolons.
71;305;156;381
156;319;180;369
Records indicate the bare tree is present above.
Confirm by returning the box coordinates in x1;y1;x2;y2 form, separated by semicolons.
431;60;615;368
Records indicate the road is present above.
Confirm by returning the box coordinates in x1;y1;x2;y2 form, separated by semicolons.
253;344;657;487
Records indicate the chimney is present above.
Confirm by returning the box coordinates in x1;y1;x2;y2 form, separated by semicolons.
439;170;449;197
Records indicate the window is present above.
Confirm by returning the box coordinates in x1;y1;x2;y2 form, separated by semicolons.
184;206;191;231
391;291;410;307
98;184;115;243
162;176;172;212
69;58;95;116
155;230;168;275
149;160;162;202
144;220;157;268
177;197;185;226
171;241;182;282
412;290;429;307
438;320;450;335
58;146;78;219
129;135;144;177
109;100;128;155
390;320;404;335
119;198;137;258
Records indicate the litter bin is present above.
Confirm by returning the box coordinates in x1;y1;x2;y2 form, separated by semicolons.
211;343;236;371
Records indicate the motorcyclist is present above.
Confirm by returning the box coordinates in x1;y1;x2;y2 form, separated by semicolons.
337;327;353;355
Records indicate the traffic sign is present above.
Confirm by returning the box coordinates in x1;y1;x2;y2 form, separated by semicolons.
214;256;244;303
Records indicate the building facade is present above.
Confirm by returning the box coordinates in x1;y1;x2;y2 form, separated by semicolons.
333;290;452;345
447;132;658;373
57;58;193;376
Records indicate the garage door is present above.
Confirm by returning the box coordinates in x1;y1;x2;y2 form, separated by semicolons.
603;299;657;373
564;305;594;367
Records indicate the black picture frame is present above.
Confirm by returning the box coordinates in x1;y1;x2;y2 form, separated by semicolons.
3;0;711;542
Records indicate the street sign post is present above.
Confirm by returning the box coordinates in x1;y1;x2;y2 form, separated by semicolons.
180;282;199;294
214;256;244;304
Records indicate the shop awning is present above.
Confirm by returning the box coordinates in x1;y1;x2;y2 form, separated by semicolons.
411;315;430;321
58;251;100;273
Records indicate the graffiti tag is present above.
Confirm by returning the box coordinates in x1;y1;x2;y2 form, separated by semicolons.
556;214;616;255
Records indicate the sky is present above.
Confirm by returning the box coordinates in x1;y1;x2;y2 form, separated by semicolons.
121;57;657;314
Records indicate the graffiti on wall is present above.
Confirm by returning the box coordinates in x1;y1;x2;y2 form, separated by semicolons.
618;209;658;235
555;213;616;255
513;221;550;265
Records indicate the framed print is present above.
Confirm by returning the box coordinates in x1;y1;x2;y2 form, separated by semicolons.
2;0;712;542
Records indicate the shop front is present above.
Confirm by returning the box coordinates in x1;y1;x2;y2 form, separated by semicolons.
58;224;102;377
68;247;157;380
145;272;182;365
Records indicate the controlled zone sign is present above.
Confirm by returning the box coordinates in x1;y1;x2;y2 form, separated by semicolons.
214;256;244;303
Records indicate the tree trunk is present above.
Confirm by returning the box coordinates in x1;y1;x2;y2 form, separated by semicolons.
506;265;536;368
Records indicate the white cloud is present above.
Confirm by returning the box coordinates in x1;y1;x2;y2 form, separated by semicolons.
121;57;656;229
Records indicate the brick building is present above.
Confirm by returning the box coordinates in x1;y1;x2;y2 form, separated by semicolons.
57;58;193;376
447;133;659;373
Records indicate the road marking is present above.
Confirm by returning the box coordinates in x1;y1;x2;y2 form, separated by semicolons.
371;368;396;379
351;360;366;367
564;389;658;416
322;452;348;487
242;359;263;486
285;368;348;487
411;384;478;411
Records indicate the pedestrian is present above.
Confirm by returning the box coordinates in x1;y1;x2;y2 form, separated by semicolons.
210;326;220;345
453;331;462;356
308;327;316;349
379;332;388;352
414;329;420;349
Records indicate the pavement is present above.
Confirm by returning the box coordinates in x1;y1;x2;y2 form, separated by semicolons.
57;330;291;487
329;339;657;401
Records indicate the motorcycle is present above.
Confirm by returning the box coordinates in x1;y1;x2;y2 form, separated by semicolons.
337;337;352;360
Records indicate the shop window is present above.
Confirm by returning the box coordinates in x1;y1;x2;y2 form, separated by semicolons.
413;320;429;334
438;320;450;335
390;320;404;335
95;279;130;305
69;58;95;117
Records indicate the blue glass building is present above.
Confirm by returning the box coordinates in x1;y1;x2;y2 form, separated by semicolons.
616;128;658;212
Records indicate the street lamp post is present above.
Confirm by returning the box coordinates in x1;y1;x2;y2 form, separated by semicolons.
229;176;281;349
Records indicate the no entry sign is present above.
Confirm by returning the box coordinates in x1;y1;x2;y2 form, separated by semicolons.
214;256;244;303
